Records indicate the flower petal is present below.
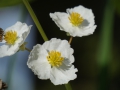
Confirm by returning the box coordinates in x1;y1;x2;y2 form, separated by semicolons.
0;37;22;57
27;44;51;79
5;21;32;37
50;64;77;85
50;12;72;32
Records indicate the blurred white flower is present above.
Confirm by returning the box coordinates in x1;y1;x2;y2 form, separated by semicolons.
27;38;78;85
0;21;32;58
50;5;97;37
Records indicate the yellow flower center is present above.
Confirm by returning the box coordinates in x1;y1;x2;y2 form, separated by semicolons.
47;51;64;67
4;30;17;45
68;12;84;26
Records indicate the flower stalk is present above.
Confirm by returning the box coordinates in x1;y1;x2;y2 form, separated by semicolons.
22;0;48;41
65;83;72;90
68;36;73;44
25;47;31;52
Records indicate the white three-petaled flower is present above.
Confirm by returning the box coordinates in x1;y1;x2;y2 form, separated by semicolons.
50;5;97;37
27;38;78;85
0;21;32;58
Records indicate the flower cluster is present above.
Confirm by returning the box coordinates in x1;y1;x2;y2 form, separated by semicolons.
0;5;96;85
27;5;96;85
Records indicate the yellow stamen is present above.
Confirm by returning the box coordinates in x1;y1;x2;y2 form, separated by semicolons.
68;12;84;26
47;51;64;67
4;30;17;45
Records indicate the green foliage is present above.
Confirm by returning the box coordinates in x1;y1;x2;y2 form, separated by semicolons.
0;0;34;7
112;0;120;15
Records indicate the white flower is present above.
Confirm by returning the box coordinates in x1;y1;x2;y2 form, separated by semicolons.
0;21;32;58
50;5;97;37
27;38;78;85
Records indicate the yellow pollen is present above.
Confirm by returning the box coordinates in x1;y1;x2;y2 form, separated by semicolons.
47;51;64;67
68;12;84;26
4;30;17;45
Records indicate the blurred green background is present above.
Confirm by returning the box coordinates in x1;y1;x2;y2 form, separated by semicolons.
0;0;120;90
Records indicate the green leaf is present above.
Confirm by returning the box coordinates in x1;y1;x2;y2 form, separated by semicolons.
0;0;34;7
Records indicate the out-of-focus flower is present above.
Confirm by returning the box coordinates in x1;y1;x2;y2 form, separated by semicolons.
50;5;97;37
27;38;78;85
0;21;32;58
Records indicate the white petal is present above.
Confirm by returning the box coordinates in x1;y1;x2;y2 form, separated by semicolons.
67;5;94;20
27;44;51;79
5;21;32;37
50;64;77;85
0;38;23;57
43;38;74;65
51;39;68;50
43;38;61;51
69;25;97;37
19;25;32;45
28;61;51;79
27;44;41;63
52;39;74;64
50;12;72;32
63;54;74;66
56;40;72;57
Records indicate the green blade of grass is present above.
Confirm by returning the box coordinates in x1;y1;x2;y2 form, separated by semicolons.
97;0;114;67
97;0;115;90
22;0;48;41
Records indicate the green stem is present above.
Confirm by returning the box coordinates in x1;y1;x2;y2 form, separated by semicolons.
22;0;48;41
25;47;31;52
68;36;73;44
65;83;72;90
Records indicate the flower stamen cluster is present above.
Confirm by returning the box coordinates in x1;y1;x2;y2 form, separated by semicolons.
68;12;83;26
47;50;64;67
4;30;17;45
